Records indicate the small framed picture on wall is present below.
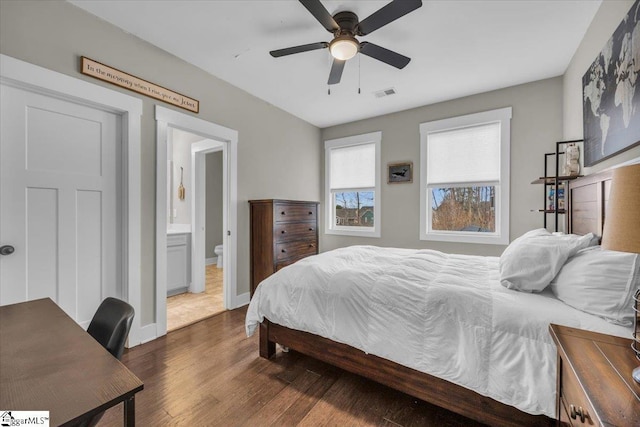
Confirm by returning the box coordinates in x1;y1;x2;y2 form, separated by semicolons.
387;161;413;184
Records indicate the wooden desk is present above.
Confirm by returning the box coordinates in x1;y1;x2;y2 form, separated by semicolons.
549;324;640;426
0;298;144;426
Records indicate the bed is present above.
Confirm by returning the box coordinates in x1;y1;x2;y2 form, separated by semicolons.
246;170;633;426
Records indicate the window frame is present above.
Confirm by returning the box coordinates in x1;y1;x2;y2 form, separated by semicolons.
419;107;511;245
325;131;381;238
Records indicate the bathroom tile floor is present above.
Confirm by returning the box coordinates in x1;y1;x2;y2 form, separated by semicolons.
167;264;225;332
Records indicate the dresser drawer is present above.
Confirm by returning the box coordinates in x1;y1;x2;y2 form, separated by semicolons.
561;362;598;426
276;254;309;271
275;203;317;222
275;240;317;261
274;222;317;242
559;399;573;427
250;199;319;298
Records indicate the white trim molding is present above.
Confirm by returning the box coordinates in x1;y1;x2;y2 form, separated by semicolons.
324;131;382;238
139;323;158;345
233;292;250;309
0;54;144;346
155;106;239;340
191;138;224;294
419;107;512;245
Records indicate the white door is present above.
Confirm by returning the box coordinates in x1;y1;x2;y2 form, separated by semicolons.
0;84;121;327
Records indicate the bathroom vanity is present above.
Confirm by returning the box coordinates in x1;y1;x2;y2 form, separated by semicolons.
167;228;191;296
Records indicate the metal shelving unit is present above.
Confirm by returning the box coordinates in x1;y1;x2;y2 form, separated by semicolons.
531;140;584;231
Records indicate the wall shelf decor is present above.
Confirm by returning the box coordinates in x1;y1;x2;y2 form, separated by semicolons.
531;140;584;231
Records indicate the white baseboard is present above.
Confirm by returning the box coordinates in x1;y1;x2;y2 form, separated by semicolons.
138;323;158;345
205;256;217;266
232;292;250;309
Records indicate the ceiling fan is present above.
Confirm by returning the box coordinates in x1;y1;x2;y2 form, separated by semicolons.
270;0;423;85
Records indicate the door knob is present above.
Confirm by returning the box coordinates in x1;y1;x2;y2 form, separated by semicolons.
0;245;15;256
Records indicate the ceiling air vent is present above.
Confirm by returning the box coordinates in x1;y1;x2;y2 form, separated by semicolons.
374;88;396;98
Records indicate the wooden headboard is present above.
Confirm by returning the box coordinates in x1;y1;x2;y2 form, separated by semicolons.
567;170;613;237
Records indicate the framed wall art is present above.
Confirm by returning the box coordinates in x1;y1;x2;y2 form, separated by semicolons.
388;161;413;184
582;0;640;166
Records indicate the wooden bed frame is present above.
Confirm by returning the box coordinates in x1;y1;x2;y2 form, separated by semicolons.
566;169;612;237
258;170;613;427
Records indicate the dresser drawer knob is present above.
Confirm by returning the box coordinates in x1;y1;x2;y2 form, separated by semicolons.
281;249;287;253
309;228;313;231
281;230;286;234
281;211;286;215
570;404;587;423
308;211;313;215
309;244;315;248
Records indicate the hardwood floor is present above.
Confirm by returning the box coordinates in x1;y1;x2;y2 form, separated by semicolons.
99;307;487;427
166;264;224;331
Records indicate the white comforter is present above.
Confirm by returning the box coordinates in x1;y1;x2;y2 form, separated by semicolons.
245;245;631;417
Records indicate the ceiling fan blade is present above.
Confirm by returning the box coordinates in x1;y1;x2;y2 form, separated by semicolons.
270;42;329;57
299;0;339;33
357;0;422;35
360;42;410;69
328;59;346;85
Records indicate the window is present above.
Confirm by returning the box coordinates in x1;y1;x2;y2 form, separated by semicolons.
419;108;511;244
325;132;381;237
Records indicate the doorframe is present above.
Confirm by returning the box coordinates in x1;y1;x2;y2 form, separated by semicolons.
190;139;223;295
155;106;238;337
0;54;143;346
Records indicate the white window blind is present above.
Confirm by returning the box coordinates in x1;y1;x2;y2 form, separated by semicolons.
427;122;501;185
329;143;376;189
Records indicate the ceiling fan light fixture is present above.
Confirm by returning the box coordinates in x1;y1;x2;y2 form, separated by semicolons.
329;36;359;60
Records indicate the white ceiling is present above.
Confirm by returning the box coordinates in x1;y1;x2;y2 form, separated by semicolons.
69;0;601;128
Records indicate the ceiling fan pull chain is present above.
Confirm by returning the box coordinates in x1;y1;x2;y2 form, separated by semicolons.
328;51;332;95
358;53;361;94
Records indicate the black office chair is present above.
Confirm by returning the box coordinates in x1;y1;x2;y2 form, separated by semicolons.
87;297;135;360
80;297;135;427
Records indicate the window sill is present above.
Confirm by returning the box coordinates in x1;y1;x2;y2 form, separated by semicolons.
326;228;380;238
421;232;508;245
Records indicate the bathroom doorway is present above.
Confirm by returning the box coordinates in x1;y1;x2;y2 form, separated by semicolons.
155;106;238;340
165;130;225;331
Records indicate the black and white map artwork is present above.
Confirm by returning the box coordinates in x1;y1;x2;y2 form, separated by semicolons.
582;0;640;166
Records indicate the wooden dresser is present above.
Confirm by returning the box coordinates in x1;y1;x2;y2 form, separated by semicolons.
549;324;640;426
249;199;319;297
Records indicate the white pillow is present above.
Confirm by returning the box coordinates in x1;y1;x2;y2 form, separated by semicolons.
551;246;639;326
499;229;595;292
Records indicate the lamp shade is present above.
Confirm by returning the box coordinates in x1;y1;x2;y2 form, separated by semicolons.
601;164;640;254
329;36;359;61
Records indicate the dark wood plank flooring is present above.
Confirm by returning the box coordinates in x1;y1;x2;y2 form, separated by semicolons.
99;307;487;426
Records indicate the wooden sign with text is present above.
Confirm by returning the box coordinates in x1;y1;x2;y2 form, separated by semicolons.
81;57;199;113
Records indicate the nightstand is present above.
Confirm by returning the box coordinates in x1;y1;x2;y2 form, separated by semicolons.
549;324;640;426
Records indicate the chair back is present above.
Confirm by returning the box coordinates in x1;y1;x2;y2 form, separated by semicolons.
87;297;135;360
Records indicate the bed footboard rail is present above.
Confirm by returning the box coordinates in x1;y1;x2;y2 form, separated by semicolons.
259;319;552;427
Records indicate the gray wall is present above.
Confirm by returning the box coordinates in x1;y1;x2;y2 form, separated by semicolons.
206;151;224;259
170;129;203;225
563;0;640;172
0;0;322;325
321;77;564;256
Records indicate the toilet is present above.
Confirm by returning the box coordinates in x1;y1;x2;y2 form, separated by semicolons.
214;244;223;268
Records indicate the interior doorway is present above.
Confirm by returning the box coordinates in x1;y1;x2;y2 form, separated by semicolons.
165;132;225;331
155;106;238;339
